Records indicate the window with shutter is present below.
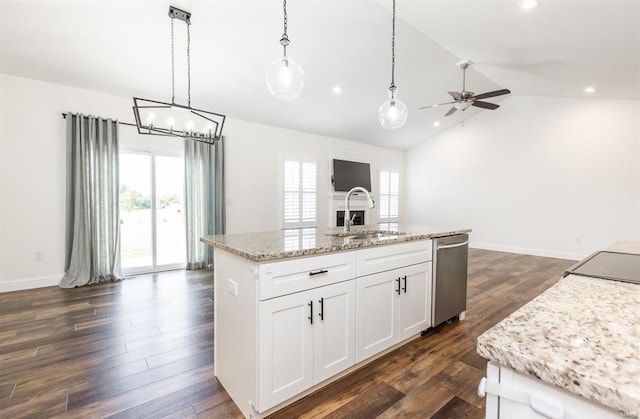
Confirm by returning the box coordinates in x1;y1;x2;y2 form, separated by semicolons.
379;169;399;221
283;158;317;227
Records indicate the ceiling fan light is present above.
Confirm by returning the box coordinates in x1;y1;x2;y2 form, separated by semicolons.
454;101;472;111
266;56;305;100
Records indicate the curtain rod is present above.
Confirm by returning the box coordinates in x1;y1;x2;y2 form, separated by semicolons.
61;112;138;128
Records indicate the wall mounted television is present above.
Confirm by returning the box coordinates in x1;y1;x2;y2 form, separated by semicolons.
332;159;372;192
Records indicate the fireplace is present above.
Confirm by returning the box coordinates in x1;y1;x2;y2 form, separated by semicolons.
336;210;365;227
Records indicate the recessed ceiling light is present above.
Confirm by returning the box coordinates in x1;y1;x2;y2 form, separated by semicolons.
332;85;342;94
433;121;441;127
520;0;540;9
584;86;595;94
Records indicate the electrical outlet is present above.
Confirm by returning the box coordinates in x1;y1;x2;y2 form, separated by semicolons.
35;251;44;261
228;278;238;297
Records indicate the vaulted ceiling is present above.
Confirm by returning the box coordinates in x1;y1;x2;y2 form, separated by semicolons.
1;0;638;150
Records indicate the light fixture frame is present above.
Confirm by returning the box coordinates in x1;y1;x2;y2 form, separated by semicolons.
132;6;226;144
132;97;226;144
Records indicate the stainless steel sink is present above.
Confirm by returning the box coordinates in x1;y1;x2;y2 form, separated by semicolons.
327;230;407;240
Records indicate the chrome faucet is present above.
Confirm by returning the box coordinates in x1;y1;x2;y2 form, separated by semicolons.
344;187;375;232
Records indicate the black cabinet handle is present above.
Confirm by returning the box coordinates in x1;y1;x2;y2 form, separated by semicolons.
396;277;401;295
309;269;328;276
402;275;407;293
319;297;324;321
308;301;313;324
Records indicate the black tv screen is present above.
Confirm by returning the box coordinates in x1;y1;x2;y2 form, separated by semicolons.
332;159;372;192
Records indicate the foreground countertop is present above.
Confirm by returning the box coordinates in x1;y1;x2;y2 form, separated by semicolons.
201;224;471;262
477;242;640;413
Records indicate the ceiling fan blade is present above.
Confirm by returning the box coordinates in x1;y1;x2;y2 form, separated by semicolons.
448;91;462;100
472;101;500;110
418;101;456;110
444;106;458;116
473;89;511;100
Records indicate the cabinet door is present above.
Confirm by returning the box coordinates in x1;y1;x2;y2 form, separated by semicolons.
258;289;314;411
314;280;356;384
398;262;432;340
356;271;399;363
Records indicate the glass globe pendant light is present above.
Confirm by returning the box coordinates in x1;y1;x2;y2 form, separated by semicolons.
378;0;407;129
266;0;304;100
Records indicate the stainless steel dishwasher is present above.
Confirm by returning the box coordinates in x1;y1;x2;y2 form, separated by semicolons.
432;234;469;326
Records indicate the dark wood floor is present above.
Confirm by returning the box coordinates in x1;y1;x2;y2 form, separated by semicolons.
0;249;574;418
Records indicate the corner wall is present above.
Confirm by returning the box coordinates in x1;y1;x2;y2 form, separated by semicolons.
405;95;640;260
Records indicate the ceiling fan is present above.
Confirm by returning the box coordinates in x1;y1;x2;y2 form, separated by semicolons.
419;60;511;117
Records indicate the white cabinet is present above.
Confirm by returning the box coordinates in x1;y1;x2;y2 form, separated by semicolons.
213;238;434;418
258;280;355;411
397;262;432;340
481;362;620;419
356;261;432;363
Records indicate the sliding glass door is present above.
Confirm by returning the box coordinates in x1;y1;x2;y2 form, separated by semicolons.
119;152;186;272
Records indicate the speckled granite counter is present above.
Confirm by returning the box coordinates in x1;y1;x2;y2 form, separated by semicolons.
477;242;640;413
201;224;470;262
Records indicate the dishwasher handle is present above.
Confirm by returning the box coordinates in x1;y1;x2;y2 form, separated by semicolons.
437;240;469;250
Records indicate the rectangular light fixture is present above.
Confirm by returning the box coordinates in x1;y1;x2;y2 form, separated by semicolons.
132;97;226;144
132;6;226;145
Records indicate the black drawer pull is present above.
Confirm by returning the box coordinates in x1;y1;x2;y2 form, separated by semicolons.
319;297;324;321
309;269;328;276
402;275;407;293
308;301;313;324
396;277;401;295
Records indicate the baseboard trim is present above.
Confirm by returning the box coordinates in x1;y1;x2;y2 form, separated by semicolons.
470;242;583;261
0;274;62;293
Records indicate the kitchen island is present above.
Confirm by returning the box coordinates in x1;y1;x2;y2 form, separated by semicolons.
477;241;640;418
202;224;470;418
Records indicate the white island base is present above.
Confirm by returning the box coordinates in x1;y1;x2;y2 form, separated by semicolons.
213;240;438;418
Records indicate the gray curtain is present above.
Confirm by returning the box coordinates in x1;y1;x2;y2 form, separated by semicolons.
60;113;123;288
184;137;225;269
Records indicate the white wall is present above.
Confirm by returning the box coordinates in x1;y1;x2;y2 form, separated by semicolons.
0;73;404;292
405;95;640;260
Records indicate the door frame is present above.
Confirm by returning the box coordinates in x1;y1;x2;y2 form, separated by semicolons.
119;149;186;274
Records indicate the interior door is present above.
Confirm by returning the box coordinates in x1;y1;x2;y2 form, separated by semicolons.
398;262;432;340
313;280;356;383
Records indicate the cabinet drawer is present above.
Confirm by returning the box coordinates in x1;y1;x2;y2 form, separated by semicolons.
259;251;357;300
356;240;432;277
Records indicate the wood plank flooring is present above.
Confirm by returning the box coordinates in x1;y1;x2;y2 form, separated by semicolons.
0;249;574;418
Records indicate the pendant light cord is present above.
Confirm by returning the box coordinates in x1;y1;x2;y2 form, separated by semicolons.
390;0;396;90
187;21;191;107
170;12;192;106
171;16;175;104
281;0;289;58
283;0;288;36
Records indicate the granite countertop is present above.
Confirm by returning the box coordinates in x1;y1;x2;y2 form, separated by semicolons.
477;242;640;413
201;224;471;262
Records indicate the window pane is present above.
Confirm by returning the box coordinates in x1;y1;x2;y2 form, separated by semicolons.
390;195;399;218
284;160;300;191
302;161;316;191
119;153;152;269
380;171;390;194
302;192;316;222
155;156;186;266
390;172;399;194
284;191;300;222
379;195;389;219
